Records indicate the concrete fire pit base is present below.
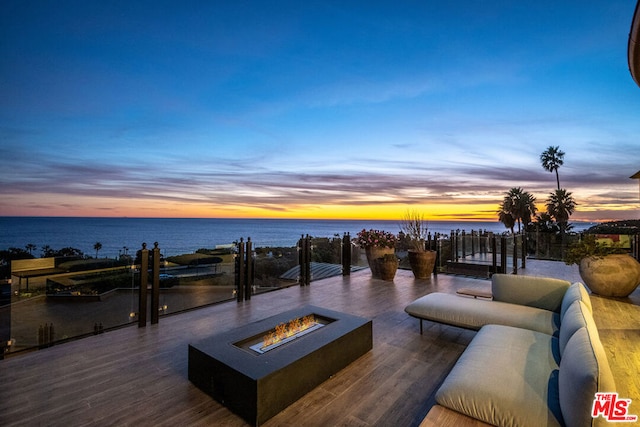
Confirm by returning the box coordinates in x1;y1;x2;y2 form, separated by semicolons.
188;305;372;426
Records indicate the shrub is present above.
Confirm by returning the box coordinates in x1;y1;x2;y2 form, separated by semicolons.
564;234;626;265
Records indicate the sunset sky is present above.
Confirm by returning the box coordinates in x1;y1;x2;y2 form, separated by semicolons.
2;1;640;221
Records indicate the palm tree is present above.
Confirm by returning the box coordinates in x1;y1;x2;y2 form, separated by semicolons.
540;146;565;190
94;242;103;259
530;212;561;259
519;191;537;229
531;212;560;234
25;243;37;255
497;187;537;233
546;189;577;233
497;208;516;234
41;245;53;257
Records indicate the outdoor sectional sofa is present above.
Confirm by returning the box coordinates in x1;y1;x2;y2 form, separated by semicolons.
405;274;616;427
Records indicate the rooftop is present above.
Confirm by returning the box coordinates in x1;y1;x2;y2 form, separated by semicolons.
1;260;638;426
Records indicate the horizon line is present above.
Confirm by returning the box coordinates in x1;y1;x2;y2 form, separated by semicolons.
0;214;605;223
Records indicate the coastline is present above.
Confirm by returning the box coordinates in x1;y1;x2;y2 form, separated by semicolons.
0;216;598;258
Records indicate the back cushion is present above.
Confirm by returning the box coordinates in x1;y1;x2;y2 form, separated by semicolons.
559;327;616;427
491;274;570;312
561;282;592;319
559;301;589;357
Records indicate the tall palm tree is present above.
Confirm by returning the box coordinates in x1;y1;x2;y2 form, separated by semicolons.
25;243;37;255
540;146;565;190
94;242;103;259
497;187;537;233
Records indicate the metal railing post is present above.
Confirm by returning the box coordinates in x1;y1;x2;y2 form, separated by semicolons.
512;235;518;275
151;242;160;324
521;233;527;269
500;236;507;274
245;238;253;300
491;235;497;274
342;232;351;276
461;230;466;258
450;231;456;262
138;243;148;327
236;238;245;302
434;233;439;276
302;235;311;286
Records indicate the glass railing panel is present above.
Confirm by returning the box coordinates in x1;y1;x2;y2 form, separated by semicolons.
158;245;237;316
7;259;140;354
527;232;580;261
308;236;344;281
351;245;368;270
252;242;300;294
435;237;451;271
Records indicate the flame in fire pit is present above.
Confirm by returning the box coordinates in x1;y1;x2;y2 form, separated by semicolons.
240;313;329;354
262;315;316;349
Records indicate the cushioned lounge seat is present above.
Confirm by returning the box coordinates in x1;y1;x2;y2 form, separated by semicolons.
409;278;614;427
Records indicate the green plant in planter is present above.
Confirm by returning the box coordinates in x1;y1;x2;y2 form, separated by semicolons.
563;234;626;265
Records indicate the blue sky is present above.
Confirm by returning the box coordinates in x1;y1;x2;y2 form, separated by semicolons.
1;1;640;221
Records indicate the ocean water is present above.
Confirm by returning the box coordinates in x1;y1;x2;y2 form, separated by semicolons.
0;217;597;258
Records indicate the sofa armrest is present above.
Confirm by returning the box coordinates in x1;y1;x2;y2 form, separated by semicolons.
491;274;571;312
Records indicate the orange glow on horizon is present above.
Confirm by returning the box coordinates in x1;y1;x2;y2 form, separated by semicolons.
2;192;637;223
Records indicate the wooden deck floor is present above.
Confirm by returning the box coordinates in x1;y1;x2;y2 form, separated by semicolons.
1;261;639;426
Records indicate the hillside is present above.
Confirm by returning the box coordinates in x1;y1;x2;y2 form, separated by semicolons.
586;220;640;234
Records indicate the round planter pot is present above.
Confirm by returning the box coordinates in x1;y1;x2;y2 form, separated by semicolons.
579;254;640;297
365;247;395;279
408;250;436;279
374;257;398;281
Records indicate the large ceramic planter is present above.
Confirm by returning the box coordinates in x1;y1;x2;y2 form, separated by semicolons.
579;254;640;297
408;250;436;279
374;256;398;281
365;246;395;279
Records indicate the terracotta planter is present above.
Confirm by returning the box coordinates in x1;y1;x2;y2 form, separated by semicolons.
408;250;436;279
365;246;395;278
374;256;398;281
579;254;640;297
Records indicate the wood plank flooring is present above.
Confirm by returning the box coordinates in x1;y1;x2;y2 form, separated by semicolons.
1;261;638;427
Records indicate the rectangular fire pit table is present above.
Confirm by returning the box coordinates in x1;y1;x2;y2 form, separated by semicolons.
188;305;373;426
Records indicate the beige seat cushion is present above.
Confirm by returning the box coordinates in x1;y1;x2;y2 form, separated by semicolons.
436;324;563;427
405;293;560;335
